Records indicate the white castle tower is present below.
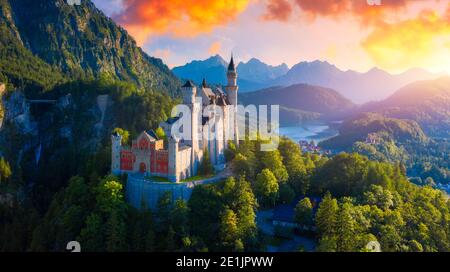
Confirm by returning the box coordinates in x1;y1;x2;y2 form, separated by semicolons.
225;54;239;145
181;80;201;175
111;132;122;175
168;135;179;182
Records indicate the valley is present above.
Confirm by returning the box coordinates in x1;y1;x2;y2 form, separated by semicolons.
279;121;338;144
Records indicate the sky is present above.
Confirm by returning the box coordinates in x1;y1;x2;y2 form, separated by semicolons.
92;0;450;74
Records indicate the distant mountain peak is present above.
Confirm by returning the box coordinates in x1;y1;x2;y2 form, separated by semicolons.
172;55;289;90
173;55;227;71
366;67;390;76
240;58;289;70
172;54;441;103
206;54;227;64
290;60;339;71
245;58;263;64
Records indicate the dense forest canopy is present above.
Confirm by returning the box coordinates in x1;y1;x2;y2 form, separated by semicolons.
321;112;450;184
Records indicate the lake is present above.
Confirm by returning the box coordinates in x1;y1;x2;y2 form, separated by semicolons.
279;122;339;144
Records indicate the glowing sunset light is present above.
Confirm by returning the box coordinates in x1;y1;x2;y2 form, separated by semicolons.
93;0;450;74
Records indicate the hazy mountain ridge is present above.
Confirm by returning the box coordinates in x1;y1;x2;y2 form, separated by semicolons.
272;61;441;104
174;55;442;103
239;83;356;125
361;76;450;138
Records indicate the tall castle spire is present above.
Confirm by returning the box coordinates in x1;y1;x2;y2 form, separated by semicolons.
228;53;236;71
226;54;237;88
225;53;239;146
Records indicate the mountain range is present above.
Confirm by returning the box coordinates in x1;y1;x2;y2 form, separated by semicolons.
173;55;442;104
172;55;288;92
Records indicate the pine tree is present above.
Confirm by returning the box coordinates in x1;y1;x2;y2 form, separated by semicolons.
336;202;357;252
171;199;190;237
106;209;127;252
166;226;176;251
219;208;239;250
78;213;104;252
145;228;155;252
295;197;313;227
0;157;11;183
315;192;339;236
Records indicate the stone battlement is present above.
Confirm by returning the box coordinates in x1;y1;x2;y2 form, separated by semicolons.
126;173;228;209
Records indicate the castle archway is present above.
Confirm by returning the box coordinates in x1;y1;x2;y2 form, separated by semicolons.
139;162;146;173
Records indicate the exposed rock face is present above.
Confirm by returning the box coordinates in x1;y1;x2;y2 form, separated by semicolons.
0;87;116;187
3;90;37;135
0;83;5;129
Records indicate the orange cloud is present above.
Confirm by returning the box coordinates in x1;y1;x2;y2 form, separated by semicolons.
208;41;222;55
151;48;174;67
114;0;252;45
152;48;171;59
263;0;293;21
262;0;411;25
362;8;450;72
260;0;449;72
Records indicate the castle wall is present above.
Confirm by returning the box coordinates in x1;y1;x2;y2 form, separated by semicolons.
120;149;134;171
111;134;122;175
154;149;169;175
176;147;192;180
126;174;225;209
133;149;151;173
215;111;225;165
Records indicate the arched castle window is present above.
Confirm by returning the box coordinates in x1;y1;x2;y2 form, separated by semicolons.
139;163;146;173
139;138;149;150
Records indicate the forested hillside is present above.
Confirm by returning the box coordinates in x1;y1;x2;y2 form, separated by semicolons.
321;113;450;184
362;77;450;138
321;112;428;151
0;0;180;94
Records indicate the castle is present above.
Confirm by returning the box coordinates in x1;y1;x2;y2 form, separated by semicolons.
111;56;239;182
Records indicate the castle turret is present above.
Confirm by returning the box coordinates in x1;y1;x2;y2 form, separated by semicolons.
226;55;238;105
182;80;197;105
168;136;179;182
225;55;239;146
182;80;201;175
111;132;122;175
